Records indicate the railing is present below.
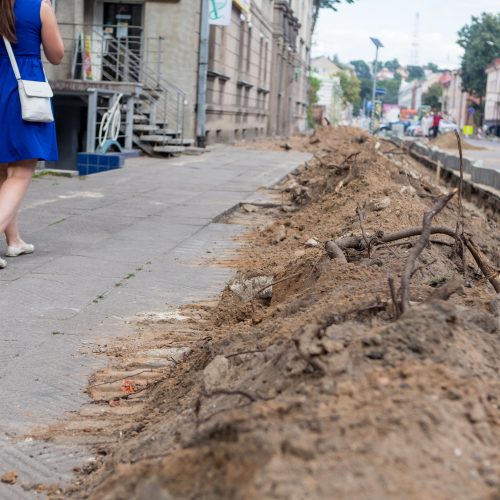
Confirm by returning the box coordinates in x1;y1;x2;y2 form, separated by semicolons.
56;23;187;146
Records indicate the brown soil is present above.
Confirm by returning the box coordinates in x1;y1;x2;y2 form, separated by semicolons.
45;127;500;499
430;132;485;150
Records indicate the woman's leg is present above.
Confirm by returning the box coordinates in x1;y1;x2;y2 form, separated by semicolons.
0;166;24;246
0;160;36;238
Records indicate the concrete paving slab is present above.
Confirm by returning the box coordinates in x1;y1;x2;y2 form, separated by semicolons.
0;146;311;497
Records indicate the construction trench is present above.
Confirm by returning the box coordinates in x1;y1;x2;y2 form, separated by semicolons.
10;128;500;499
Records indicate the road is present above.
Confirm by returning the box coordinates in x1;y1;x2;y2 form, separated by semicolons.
0;146;311;499
464;138;500;173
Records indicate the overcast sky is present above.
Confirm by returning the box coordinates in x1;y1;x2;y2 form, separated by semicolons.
312;0;499;69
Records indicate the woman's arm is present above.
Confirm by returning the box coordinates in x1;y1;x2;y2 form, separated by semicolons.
41;0;64;65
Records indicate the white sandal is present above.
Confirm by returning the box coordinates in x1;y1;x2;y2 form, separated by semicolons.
0;257;6;268
5;242;35;257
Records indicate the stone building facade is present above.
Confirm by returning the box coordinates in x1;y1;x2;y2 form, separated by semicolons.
205;0;313;143
485;58;500;135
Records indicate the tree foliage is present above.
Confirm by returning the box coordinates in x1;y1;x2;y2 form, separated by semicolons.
307;75;322;128
457;13;500;98
338;71;361;109
423;83;443;110
312;0;355;34
384;59;400;73
350;59;371;80
425;62;440;73
375;78;402;105
406;65;425;81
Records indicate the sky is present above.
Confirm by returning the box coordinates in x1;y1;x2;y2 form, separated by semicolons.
312;0;500;69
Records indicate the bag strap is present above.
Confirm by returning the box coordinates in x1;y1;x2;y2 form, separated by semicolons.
2;36;22;81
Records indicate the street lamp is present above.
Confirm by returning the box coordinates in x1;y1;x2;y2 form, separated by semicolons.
370;37;384;134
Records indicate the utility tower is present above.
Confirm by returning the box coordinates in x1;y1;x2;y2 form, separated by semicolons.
410;12;420;66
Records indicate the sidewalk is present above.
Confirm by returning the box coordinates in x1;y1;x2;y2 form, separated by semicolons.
464;138;500;173
0;146;311;498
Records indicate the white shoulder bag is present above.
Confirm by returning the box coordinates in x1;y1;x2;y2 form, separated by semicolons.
2;36;54;123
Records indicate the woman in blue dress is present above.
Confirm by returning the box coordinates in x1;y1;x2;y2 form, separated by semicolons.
0;0;63;268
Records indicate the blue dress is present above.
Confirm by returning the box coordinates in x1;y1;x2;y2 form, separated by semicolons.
0;0;58;162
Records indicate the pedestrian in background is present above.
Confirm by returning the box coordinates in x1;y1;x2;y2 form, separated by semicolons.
432;110;442;139
0;0;64;269
422;113;433;138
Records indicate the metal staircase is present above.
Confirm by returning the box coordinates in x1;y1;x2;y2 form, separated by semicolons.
68;24;191;156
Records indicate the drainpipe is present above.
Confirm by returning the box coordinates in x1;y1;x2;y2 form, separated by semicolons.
196;0;210;148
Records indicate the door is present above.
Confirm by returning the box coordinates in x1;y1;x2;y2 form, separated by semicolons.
102;3;143;81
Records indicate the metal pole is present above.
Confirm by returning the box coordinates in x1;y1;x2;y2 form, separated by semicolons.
370;45;379;134
196;0;210;148
86;90;98;153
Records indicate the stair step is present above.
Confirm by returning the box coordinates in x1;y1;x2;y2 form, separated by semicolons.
153;145;186;154
133;114;149;123
167;139;195;146
140;132;181;143
133;124;163;132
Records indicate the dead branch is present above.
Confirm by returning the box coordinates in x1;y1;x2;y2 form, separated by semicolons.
325;240;348;263
340;151;361;165
462;237;500;293
425;277;464;302
253;272;302;299
410;258;437;278
454;130;465;225
400;190;458;313
356;207;370;256
388;277;400;319
333;226;458;253
334;166;354;193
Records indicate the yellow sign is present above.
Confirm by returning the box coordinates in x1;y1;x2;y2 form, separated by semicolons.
463;125;474;136
233;0;249;14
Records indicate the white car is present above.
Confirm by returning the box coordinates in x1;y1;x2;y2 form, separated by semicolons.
439;120;459;134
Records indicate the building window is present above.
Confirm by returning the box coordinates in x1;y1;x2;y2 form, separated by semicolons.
238;18;245;75
246;26;252;75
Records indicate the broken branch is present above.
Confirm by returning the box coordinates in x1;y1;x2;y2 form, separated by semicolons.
400;190;458;313
462;237;500;293
325;240;348;263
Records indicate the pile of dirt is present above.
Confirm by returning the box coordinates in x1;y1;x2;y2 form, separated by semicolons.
431;132;485;150
47;127;499;499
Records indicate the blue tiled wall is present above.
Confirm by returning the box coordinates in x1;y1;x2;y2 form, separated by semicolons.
76;153;125;176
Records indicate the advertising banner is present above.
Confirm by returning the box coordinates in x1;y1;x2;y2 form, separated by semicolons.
209;0;232;25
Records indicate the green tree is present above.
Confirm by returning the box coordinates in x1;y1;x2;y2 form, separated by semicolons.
406;65;425;81
422;83;443;110
425;62;440;73
350;59;371;80
307;75;321;128
375;78;402;105
312;0;355;34
384;59;400;73
350;60;372;106
339;71;361;111
457;13;500;99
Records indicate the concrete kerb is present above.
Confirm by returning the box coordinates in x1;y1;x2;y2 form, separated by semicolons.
406;140;499;192
471;161;500;189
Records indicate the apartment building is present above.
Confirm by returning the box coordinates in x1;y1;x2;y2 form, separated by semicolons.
205;0;313;143
485;58;500;135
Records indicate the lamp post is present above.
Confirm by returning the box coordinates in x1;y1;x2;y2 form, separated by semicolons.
370;37;383;134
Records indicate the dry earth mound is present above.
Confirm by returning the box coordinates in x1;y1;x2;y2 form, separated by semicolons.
55;127;499;500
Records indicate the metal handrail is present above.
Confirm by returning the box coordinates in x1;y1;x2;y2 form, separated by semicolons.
57;23;187;145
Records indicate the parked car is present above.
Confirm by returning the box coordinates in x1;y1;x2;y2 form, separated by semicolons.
438;120;459;134
405;124;423;137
